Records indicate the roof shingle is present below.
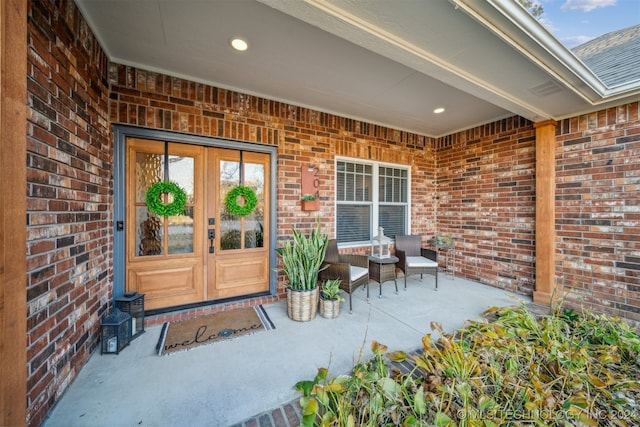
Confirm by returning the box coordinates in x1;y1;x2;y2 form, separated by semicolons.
572;24;640;88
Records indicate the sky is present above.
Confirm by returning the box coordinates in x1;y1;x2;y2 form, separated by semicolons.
535;0;640;48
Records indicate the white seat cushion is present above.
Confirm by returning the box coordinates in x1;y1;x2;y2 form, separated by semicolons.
350;266;368;281
406;256;438;268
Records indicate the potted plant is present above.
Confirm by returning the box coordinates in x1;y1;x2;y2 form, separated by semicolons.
319;279;344;319
432;234;454;248
276;222;328;321
300;193;319;211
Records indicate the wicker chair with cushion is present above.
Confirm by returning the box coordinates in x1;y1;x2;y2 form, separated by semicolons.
394;235;438;290
319;239;370;313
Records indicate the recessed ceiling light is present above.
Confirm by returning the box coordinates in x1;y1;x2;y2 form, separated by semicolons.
230;38;248;51
433;107;445;114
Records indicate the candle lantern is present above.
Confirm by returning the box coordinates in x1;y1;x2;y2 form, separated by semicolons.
115;292;145;339
371;226;391;258
101;308;132;354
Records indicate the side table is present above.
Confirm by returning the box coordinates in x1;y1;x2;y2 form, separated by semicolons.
368;256;399;298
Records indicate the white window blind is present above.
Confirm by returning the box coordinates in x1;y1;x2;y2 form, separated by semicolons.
336;160;409;244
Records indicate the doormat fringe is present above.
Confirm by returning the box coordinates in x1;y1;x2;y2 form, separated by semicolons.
255;304;276;331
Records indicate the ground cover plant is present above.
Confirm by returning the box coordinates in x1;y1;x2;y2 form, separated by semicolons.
295;303;640;426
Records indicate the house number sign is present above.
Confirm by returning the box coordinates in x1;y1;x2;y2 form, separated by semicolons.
301;165;320;211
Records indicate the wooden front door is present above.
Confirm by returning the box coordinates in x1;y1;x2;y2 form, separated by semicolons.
125;138;270;310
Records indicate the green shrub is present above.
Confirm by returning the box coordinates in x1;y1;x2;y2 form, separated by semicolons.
295;303;640;426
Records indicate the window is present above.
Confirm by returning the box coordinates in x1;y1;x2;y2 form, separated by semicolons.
336;159;409;244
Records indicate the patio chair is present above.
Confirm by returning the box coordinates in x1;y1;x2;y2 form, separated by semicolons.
319;239;370;313
394;235;438;290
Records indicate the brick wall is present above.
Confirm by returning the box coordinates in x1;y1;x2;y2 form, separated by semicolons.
434;108;640;323
556;103;640;322
108;65;438;294
26;1;111;425
435;117;536;296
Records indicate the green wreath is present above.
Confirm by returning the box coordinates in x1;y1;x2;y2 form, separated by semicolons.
225;185;258;217
145;181;187;217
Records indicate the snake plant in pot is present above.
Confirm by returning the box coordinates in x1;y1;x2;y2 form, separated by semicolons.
276;222;328;321
319;279;344;319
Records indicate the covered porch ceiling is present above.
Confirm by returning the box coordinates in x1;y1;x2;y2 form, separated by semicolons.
76;0;640;138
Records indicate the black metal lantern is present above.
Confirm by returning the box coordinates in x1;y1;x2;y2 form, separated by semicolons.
115;292;145;339
101;308;132;354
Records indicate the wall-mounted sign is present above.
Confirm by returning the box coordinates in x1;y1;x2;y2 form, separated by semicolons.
301;165;320;211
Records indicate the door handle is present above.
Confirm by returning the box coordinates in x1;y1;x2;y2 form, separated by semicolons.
208;229;215;254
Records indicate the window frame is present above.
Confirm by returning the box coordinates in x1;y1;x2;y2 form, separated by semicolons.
334;157;411;247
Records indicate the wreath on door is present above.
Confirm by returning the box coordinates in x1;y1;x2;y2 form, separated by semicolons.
145;181;188;217
224;185;258;217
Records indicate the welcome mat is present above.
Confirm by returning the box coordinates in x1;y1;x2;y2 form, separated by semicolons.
156;305;275;356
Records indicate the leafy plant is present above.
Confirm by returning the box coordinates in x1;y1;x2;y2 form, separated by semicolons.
561;307;580;324
295;302;640;426
275;221;328;291
145;181;187;217
518;0;544;19
224;185;258;217
320;279;344;301
301;193;318;201
434;234;454;248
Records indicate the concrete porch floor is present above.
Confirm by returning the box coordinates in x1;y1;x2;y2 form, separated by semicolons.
42;275;532;427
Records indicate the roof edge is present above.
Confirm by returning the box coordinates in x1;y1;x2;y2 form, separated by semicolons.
454;0;614;102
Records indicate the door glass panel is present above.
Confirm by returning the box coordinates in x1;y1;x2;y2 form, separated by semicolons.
244;163;265;249
135;150;195;256
168;207;194;254
167;156;195;254
169;156;195;203
135;153;163;203
136;207;163;256
220;160;241;250
219;159;265;251
135;153;164;257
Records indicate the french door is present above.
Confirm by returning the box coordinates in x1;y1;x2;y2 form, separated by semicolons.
125;138;270;310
